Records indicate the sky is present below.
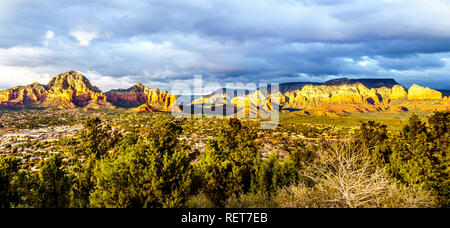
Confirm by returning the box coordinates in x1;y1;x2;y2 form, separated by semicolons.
1;0;450;93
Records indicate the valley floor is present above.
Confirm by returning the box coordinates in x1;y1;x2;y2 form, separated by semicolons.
0;109;448;208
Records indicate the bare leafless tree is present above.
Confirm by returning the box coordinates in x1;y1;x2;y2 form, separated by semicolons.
277;141;436;208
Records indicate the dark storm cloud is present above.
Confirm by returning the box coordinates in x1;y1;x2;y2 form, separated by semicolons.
1;0;450;91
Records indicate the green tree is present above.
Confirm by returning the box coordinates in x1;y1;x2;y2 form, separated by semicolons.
77;117;119;159
89;118;192;208
282;140;315;170
0;156;20;208
69;156;97;208
427;111;449;152
401;114;427;140
195;118;261;206
252;150;303;195
390;112;449;207
69;117;121;207
356;121;391;165
34;155;72;208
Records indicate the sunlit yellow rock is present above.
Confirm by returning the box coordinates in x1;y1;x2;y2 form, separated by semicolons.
0;83;47;108
407;84;442;100
43;71;107;108
389;85;408;100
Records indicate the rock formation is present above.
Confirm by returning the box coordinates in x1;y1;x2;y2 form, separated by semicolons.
194;78;447;117
0;71;107;109
43;71;107;108
407;84;442;100
0;71;177;112
107;83;178;112
1;73;448;115
0;83;47;108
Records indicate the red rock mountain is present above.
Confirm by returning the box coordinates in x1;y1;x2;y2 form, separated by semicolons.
106;83;150;108
0;71;177;111
0;82;47;108
106;83;178;112
1;72;448;115
0;71;108;109
44;71;108;109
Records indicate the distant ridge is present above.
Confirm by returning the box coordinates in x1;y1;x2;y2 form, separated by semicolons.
322;78;399;89
203;88;251;99
279;82;321;93
269;78;400;94
438;90;450;97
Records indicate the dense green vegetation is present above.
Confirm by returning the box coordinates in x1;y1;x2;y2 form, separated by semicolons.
0;111;448;208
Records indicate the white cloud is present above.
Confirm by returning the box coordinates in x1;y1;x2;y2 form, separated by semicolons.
357;56;377;67
0;66;53;90
140;41;173;51
82;71;135;92
0;67;136;92
0;46;54;66
1;0;450;89
69;30;100;46
43;30;55;39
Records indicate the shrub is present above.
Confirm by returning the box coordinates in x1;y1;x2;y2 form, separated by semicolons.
225;192;278;208
185;191;216;208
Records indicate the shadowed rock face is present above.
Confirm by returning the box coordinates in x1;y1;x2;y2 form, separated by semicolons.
438;90;450;97
323;78;399;89
106;83;150;108
279;82;321;93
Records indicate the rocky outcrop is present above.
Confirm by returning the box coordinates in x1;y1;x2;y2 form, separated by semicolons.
280;82;408;107
0;83;47;108
106;83;150;108
133;104;156;113
43;71;107;108
194;78;448;117
230;80;407;117
146;88;178;112
0;71;108;109
1;74;448;115
192;88;251;105
0;71;178;111
407;84;442;100
387;106;409;113
107;83;178;112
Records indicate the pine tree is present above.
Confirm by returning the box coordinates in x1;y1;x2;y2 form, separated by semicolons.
195;118;261;206
0;156;20;208
35;155;72;208
390;112;449;207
